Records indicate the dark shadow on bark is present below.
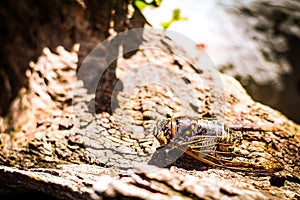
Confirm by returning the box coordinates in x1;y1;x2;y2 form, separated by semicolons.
95;11;146;114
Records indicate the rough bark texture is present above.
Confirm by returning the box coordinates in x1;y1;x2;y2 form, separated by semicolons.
0;29;300;199
0;0;144;116
0;1;300;200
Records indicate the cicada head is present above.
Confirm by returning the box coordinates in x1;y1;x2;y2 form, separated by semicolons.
153;118;174;146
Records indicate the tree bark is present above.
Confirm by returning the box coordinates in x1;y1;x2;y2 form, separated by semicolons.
0;1;299;200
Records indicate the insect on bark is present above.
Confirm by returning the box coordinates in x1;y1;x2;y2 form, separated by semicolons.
153;116;283;175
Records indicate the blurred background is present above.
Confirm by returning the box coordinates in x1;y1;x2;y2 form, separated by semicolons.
143;0;300;123
0;0;299;123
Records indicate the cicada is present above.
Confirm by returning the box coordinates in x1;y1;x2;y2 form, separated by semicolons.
153;116;282;174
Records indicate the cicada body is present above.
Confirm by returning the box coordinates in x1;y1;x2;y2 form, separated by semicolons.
154;117;241;158
153;116;282;174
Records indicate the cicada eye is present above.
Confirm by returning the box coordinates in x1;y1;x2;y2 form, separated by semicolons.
154;118;173;145
153;124;160;137
153;118;164;137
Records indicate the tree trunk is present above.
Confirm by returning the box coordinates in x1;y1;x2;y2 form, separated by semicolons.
0;1;299;200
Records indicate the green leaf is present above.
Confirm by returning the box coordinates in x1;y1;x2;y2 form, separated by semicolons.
172;8;187;21
134;0;161;12
161;21;173;30
161;8;188;30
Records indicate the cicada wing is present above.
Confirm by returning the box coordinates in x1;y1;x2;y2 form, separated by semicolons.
174;135;220;163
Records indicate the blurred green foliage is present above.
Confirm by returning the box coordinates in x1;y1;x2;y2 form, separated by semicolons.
133;0;161;11
161;8;188;30
133;1;187;30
